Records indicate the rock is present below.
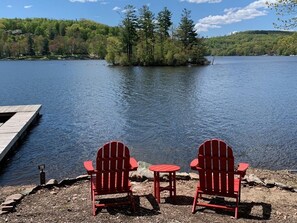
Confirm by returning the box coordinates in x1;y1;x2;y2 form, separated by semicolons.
5;194;23;202
59;178;77;186
1;200;16;206
21;186;38;196
275;182;292;190
137;168;154;181
46;179;58;187
176;172;190;180
76;175;89;180
129;171;142;181
130;161;154;181
0;210;9;215
245;174;264;185
0;205;14;212
189;172;199;180
264;179;275;188
137;161;152;169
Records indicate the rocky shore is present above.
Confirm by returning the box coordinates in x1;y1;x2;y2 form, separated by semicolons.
1;162;297;222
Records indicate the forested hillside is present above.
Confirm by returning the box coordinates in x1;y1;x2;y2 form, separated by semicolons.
1;17;297;62
0;18;119;59
205;30;297;56
0;5;207;66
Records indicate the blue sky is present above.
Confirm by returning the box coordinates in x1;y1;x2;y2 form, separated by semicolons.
0;0;286;37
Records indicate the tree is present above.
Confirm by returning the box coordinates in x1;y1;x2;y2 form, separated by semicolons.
157;7;172;38
156;7;172;62
105;36;122;65
26;34;35;56
138;5;155;65
268;0;297;29
177;9;197;49
120;5;138;64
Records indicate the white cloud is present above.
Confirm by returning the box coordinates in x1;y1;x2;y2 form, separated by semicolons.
195;0;278;33
181;0;222;3
69;0;98;2
7;5;12;8
24;5;32;9
113;6;121;11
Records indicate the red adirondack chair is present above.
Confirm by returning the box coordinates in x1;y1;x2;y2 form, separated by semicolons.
190;139;249;219
83;141;138;215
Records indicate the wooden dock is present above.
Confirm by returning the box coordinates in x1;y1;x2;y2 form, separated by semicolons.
0;105;42;163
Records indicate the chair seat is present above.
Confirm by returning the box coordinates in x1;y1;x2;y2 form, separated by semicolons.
91;176;132;195
197;177;240;198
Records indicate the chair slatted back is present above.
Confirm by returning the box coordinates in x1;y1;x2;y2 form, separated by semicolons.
198;139;235;196
96;141;130;192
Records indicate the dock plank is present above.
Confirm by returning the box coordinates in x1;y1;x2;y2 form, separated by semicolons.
0;105;41;163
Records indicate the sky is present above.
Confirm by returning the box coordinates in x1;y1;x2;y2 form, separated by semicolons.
0;0;288;37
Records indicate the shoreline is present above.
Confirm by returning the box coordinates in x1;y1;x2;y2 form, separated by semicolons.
1;163;297;217
1;165;297;222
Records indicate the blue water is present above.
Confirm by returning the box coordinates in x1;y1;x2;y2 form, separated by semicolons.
0;56;297;185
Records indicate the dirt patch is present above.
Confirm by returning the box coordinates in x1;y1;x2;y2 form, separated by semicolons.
1;168;297;222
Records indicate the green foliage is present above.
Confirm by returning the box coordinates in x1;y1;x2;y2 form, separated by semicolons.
157;7;172;39
0;18;115;59
120;5;138;64
205;31;297;56
137;5;155;65
0;8;207;65
105;36;122;65
113;5;206;66
176;9;197;49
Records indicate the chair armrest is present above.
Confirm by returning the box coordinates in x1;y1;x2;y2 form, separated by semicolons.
129;157;138;171
84;160;95;175
190;158;199;170
236;162;249;177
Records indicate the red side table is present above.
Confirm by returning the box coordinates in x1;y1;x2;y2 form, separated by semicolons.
149;164;180;203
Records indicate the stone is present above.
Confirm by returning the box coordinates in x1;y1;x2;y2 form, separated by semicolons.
129;171;142;181
138;168;154;181
21;186;38;195
264;179;275;188
76;175;89;180
176;172;190;180
1;200;16;206
189;172;199;180
245;174;264;185
59;178;77;186
46;179;58;187
137;161;152;169
0;205;14;212
275;182;292;190
5;194;23;202
0;210;9;215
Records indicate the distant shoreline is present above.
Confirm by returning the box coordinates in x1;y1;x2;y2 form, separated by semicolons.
0;56;211;66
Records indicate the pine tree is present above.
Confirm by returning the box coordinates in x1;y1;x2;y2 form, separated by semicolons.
177;9;197;49
156;7;172;62
121;5;138;64
138;5;155;65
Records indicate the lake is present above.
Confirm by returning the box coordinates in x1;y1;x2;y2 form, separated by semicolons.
0;56;297;186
